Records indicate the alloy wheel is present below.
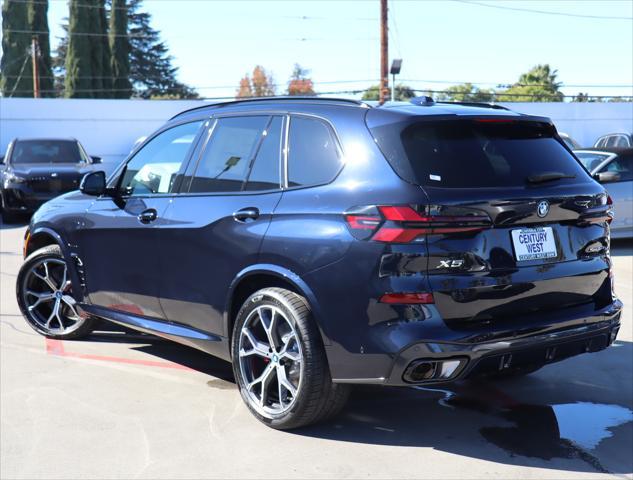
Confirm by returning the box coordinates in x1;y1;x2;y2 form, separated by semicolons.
238;305;303;417
21;258;83;334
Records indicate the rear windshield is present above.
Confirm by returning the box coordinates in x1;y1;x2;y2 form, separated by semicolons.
370;119;589;188
11;140;85;164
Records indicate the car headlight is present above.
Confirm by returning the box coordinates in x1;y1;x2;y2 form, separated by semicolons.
4;172;27;184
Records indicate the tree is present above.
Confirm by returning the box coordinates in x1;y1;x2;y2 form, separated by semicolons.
435;83;494;102
497;64;564;102
236;75;253;98
362;83;414;101
27;0;54;97
287;64;314;96
235;65;276;98
65;0;95;97
126;0;197;98
56;0;197;99
89;0;112;98
251;65;275;97
51;20;68;96
109;0;132;98
1;0;32;97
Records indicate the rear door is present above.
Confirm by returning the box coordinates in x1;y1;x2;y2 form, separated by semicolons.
370;117;613;327
158;114;284;336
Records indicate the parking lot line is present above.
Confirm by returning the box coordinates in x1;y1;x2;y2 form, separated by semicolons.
44;337;196;372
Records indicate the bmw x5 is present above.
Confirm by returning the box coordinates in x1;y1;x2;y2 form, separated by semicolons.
17;97;622;429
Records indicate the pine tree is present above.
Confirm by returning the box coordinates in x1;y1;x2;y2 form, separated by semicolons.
1;0;32;97
109;0;131;98
65;0;95;97
94;0;113;98
126;0;197;98
26;0;54;97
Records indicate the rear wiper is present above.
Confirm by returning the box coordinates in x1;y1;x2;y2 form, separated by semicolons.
526;172;576;184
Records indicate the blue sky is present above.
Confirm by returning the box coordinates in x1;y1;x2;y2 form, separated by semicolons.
43;0;633;99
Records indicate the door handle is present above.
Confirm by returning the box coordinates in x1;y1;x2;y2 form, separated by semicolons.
233;207;260;222
138;208;158;224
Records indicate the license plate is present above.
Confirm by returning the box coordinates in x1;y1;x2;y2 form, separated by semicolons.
511;227;557;261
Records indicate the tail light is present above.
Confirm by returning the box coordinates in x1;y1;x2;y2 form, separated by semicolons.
345;205;491;243
379;292;434;304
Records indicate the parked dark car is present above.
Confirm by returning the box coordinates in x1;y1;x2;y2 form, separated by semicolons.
574;147;633;239
16;97;622;429
0;138;101;223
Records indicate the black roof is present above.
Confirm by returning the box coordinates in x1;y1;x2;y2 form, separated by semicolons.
169;95;550;125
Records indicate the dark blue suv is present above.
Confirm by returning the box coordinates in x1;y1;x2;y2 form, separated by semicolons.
16;97;622;429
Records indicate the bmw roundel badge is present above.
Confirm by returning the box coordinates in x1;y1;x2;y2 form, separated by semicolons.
537;200;550;218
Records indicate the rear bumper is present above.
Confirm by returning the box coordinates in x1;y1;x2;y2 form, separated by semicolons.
330;299;622;386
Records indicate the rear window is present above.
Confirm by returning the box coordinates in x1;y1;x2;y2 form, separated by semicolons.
12;140;85;164
370;119;589;188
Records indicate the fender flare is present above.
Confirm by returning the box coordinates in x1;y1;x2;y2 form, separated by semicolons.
27;225;85;302
223;263;330;345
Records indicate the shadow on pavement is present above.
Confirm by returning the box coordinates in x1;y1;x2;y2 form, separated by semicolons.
0;218;29;230
90;324;632;475
292;340;633;475
611;238;633;256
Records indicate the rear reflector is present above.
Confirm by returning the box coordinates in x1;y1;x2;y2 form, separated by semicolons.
379;292;434;304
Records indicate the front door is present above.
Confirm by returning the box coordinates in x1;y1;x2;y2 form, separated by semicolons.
78;120;205;318
159;115;285;336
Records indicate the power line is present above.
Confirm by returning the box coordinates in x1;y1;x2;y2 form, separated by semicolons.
452;0;633;21
5;29;150;38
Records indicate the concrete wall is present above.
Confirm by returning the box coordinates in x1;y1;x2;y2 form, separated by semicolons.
0;98;207;171
502;102;633;147
1;98;632;171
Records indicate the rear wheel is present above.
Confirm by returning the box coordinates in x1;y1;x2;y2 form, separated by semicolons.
231;287;350;429
16;245;95;339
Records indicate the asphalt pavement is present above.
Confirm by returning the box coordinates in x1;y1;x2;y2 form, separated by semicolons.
1;221;632;479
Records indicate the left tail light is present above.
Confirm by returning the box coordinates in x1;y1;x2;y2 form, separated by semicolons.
345;205;491;243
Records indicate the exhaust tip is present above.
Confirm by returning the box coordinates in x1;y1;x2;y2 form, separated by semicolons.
403;358;467;383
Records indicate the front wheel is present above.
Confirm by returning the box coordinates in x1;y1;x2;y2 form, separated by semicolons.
16;245;95;339
231;287;350;430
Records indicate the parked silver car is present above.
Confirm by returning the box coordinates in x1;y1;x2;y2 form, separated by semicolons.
593;133;632;149
575;148;633;239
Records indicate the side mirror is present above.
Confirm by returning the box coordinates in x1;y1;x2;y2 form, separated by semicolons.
594;171;621;184
90;155;102;164
80;171;106;196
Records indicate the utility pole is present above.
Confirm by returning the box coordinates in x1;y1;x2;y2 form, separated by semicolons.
379;0;388;105
31;36;40;99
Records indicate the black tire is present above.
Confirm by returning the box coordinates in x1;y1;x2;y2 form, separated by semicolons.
16;244;95;339
1;203;20;224
231;287;350;430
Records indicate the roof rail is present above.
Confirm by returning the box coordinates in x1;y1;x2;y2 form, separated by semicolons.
170;96;370;120
435;101;510;111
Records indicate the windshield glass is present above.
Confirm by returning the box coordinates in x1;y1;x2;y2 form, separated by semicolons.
11;140;86;164
574;152;610;172
370;119;590;188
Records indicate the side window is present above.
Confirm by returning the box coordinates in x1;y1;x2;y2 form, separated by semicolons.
287;116;342;187
605;136;618;148
602;155;633;182
614;135;629;148
245;116;283;191
190;116;268;193
119;121;202;196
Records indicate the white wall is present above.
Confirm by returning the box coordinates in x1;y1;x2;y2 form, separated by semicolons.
502;102;633;147
0;98;207;171
1;99;632;170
